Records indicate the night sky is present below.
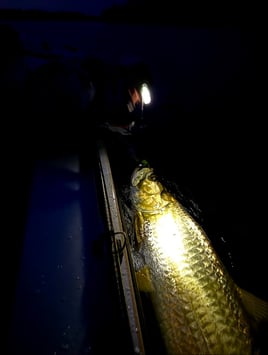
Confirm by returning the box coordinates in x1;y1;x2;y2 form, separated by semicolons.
0;0;126;15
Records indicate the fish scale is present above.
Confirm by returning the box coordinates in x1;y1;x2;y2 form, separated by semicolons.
131;167;253;355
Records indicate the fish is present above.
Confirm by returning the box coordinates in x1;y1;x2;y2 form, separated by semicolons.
130;164;268;355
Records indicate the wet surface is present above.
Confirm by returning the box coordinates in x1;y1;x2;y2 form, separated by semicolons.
5;152;133;355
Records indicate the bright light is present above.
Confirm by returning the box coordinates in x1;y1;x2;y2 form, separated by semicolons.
154;212;185;265
140;83;151;105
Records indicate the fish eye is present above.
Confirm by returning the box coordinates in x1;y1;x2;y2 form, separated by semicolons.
149;174;157;181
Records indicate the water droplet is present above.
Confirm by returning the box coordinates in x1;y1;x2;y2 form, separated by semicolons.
134;346;140;353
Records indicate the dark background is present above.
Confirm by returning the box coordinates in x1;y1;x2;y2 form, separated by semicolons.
1;3;266;354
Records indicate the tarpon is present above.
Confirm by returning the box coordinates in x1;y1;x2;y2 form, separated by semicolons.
130;165;268;355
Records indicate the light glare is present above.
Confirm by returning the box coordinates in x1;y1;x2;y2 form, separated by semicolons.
140;83;151;105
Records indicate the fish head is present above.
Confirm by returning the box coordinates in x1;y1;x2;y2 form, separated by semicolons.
131;166;155;186
131;166;170;212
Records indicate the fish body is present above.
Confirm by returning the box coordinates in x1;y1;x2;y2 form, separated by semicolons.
130;166;266;355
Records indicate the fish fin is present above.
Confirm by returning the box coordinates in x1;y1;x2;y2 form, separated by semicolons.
238;287;268;354
135;266;154;293
238;287;268;324
134;212;145;247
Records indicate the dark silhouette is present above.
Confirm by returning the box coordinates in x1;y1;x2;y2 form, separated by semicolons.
0;23;33;352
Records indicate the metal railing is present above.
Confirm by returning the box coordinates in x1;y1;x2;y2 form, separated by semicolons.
97;139;146;355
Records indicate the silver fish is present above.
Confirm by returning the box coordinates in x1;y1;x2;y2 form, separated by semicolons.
130;166;268;355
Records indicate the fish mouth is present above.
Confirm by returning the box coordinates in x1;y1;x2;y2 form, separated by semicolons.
131;167;154;187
